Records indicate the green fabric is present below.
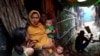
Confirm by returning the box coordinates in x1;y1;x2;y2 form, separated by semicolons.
45;26;54;38
12;49;26;56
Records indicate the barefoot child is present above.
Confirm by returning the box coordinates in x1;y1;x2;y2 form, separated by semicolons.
54;45;64;56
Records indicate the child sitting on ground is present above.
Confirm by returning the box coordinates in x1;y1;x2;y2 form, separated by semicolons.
54;44;64;56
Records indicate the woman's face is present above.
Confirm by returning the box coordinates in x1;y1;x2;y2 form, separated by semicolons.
31;13;40;25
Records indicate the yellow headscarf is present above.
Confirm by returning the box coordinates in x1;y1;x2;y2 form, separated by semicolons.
28;10;41;25
29;10;40;19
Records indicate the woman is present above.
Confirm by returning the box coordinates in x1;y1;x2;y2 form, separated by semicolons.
27;10;53;50
12;28;34;56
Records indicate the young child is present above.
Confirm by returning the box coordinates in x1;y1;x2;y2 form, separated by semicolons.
45;19;55;39
54;45;64;56
12;28;34;56
45;19;56;55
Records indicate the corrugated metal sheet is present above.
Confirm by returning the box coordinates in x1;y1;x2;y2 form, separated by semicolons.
0;0;27;36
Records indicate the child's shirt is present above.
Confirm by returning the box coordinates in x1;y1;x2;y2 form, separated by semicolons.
45;26;54;39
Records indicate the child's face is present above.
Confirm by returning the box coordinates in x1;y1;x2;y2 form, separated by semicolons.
46;20;52;26
41;14;47;20
56;46;63;54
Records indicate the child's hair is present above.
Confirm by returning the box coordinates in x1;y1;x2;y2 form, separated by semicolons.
41;12;47;16
55;42;63;50
56;44;63;49
45;19;53;23
12;27;27;55
46;19;52;21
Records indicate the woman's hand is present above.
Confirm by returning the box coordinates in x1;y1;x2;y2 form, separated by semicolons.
26;40;39;48
26;40;35;48
22;40;35;56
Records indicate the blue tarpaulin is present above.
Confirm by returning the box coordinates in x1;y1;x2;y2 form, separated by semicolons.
80;6;94;22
